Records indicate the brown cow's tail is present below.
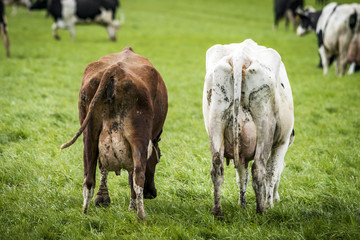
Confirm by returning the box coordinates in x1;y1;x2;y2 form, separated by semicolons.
60;63;121;150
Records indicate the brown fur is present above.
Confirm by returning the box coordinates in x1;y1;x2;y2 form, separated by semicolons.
61;47;168;219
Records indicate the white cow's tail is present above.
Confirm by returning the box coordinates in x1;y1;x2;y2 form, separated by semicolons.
232;54;246;168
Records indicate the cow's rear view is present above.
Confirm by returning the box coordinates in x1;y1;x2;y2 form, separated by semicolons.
61;47;168;221
203;39;294;217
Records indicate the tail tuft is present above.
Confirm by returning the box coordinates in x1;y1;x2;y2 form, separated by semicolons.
349;10;357;30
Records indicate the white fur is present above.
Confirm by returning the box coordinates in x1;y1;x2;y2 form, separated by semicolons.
316;3;360;76
147;140;153;160
133;176;146;220
82;185;94;213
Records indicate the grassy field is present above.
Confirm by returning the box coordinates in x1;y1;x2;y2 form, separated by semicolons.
1;0;360;239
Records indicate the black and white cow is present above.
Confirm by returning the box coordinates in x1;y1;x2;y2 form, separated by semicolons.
203;39;294;216
0;0;10;57
274;0;304;30
297;3;360;75
30;0;125;41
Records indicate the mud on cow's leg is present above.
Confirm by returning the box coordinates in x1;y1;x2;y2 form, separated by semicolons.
131;143;148;221
252;153;267;214
95;167;111;207
211;151;224;217
127;171;137;211
265;142;288;209
236;158;250;208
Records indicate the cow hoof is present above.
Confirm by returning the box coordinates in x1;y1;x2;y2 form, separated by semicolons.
95;194;111;208
256;207;266;214
54;35;60;41
211;206;224;219
83;206;88;214
128;199;137;211
238;199;247;209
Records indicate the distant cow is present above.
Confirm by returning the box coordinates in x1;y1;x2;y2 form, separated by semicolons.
61;47;168;221
274;0;304;30
203;39;294;216
4;0;31;15
297;3;360;75
30;0;125;41
0;0;10;57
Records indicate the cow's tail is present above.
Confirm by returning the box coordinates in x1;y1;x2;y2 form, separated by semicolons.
60;64;119;150
349;9;358;31
232;53;247;168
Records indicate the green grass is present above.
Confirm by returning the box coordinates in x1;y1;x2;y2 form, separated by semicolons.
1;0;360;239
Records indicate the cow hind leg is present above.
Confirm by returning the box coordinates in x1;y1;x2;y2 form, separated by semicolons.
52;22;61;40
211;151;225;217
265;142;288;209
130;142;149;221
319;46;330;75
95;167;111;207
68;25;75;42
127;171;137;211
207;119;226;217
82;126;99;213
273;159;285;203
236;159;250;208
106;25;117;41
83;184;94;214
0;23;10;58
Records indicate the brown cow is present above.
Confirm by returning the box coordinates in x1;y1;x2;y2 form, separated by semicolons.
61;47;168;221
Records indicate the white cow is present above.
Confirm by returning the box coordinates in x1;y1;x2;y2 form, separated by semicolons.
203;39;294;216
297;3;360;76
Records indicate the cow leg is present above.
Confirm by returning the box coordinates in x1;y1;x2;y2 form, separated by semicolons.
0;23;10;58
11;6;18;16
127;170;137;211
94;166;111;207
285;10;294;30
52;22;61;40
273;15;279;30
265;142;289;209
130;142;149;221
319;46;329;75
106;25;116;42
338;43;350;77
334;56;340;76
211;150;224;217
273;158;285;203
68;25;76;42
208;123;225;217
235;158;249;208
82;126;99;213
249;84;275;214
